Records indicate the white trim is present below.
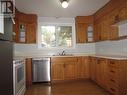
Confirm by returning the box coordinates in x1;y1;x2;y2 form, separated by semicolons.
38;22;76;50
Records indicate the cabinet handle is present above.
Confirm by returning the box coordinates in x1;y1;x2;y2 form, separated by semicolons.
63;64;66;68
110;88;116;92
110;79;116;83
110;62;115;64
115;15;119;23
110;70;115;73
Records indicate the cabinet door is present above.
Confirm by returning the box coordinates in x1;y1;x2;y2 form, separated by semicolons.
64;62;76;80
90;57;97;81
77;57;89;79
51;62;64;81
26;23;36;43
76;23;87;43
108;9;119;40
25;58;32;88
119;2;127;22
96;58;108;89
93;21;100;42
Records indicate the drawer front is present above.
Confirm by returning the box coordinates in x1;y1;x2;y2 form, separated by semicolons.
51;57;78;63
107;82;119;95
108;60;120;68
108;67;119;76
107;77;120;88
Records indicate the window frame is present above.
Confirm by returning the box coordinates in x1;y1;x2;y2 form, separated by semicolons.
38;22;76;50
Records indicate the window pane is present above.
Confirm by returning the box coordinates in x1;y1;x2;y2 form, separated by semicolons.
41;25;72;48
41;26;56;47
56;26;72;47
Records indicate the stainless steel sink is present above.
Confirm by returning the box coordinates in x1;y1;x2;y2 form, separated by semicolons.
52;54;74;56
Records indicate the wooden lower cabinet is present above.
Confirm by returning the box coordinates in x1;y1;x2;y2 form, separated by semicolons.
51;62;64;81
106;59;127;95
90;57;127;95
51;57;78;81
77;57;90;79
64;62;77;80
96;58;108;89
89;57;97;81
90;57;108;89
25;58;32;88
51;57;90;81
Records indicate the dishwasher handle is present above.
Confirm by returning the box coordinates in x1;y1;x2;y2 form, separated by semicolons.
32;57;50;61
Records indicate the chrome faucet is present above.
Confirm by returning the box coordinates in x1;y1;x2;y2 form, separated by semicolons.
61;50;66;55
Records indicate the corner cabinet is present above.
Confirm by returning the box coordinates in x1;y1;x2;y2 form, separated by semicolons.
75;16;94;43
13;11;37;43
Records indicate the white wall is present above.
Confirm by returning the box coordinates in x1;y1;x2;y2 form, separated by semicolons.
14;17;96;57
95;23;127;56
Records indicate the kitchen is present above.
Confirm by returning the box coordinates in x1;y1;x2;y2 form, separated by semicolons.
0;0;127;95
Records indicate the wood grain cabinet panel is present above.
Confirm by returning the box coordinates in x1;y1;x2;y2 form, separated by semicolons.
89;57;97;81
76;23;87;43
26;23;37;43
90;57;108;89
118;1;127;22
77;57;90;79
106;59;127;95
13;11;37;43
75;16;94;43
96;58;108;89
51;62;64;81
25;58;32;88
64;62;77;80
51;57;78;81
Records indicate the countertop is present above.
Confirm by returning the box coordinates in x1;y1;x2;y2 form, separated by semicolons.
14;54;127;60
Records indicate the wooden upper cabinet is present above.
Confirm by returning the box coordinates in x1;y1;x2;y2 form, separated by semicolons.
93;0;127;41
26;23;37;43
119;7;127;22
94;8;119;41
75;16;94;43
76;23;87;43
13;11;37;43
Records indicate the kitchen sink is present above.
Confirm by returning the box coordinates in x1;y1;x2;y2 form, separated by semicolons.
52;54;74;56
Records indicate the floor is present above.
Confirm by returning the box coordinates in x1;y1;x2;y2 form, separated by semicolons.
25;80;110;95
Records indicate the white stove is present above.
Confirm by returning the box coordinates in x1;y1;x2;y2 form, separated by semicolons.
13;59;26;95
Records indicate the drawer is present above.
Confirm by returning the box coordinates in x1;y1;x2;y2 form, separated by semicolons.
107;77;120;88
108;60;120;68
107;83;119;95
108;67;120;76
51;57;78;63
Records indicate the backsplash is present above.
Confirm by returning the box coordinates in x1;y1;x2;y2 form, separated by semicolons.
95;39;127;56
14;43;95;57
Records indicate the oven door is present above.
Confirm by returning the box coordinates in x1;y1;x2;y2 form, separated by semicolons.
13;62;25;95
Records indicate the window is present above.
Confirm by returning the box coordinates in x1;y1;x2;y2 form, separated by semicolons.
38;23;75;49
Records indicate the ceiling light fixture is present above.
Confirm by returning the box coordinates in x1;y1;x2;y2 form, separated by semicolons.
61;0;69;8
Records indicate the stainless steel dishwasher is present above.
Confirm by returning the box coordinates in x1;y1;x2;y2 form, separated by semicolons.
32;57;51;82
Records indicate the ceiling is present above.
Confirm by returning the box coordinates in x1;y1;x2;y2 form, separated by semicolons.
15;0;110;18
